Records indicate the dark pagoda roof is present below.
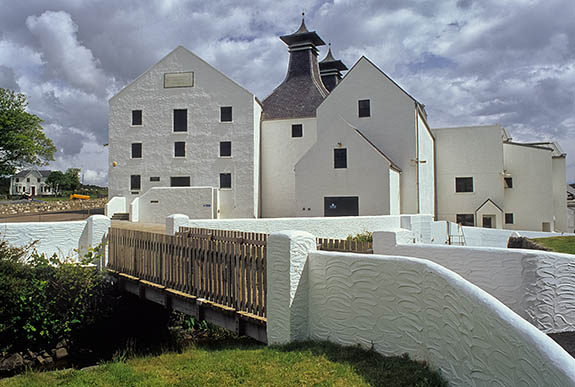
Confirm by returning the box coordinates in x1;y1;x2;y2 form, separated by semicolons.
280;18;326;47
263;16;329;120
319;47;348;71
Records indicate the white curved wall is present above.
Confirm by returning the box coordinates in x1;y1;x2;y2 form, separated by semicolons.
373;231;575;333
307;250;575;386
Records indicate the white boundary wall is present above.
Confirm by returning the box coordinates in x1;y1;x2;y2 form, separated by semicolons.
105;196;126;218
267;231;575;386
0;215;110;260
373;230;575;333
430;221;573;247
167;213;434;240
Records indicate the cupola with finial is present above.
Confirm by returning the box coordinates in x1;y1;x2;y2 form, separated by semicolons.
319;43;348;91
262;13;329;120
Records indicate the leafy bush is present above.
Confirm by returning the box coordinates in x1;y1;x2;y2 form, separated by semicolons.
346;231;373;243
0;241;114;353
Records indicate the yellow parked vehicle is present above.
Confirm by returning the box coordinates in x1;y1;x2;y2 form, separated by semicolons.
70;194;90;200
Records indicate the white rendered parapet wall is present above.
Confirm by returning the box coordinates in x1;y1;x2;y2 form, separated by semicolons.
266;231;575;386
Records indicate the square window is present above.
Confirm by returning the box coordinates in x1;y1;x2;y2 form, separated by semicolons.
456;214;474;226
220;141;231;157
173;109;187;132
132;110;142;126
174;141;186;157
505;213;514;224
15;178;19;182
150;177;160;182
455;177;473;193
220;106;232;122
130;175;141;190
170;176;190;187
358;99;371;117
334;148;347;169
504;177;513;188
220;173;232;189
292;124;303;138
131;143;142;158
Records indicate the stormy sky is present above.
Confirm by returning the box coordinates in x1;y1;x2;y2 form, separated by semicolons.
0;0;573;185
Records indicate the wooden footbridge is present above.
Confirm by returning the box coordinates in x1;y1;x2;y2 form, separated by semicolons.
107;227;373;343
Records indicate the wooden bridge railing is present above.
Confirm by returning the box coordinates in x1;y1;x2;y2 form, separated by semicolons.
108;227;267;318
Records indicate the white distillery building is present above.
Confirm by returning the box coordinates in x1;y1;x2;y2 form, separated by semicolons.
434;125;568;232
9;170;56;197
107;18;568;231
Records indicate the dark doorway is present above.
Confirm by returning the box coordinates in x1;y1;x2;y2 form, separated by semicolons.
324;197;359;217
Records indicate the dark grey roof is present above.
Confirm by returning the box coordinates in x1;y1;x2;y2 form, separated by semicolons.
263;18;329;120
14;169;52;178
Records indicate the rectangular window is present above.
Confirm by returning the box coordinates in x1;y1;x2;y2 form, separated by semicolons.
220;106;232;122
15;178;19;182
292;124;303;138
334;148;347;169
456;214;474;226
132;110;142;126
220;141;231;157
170;176;190;187
174;141;186;157
173;109;187;132
505;213;514;224
130;175;141;190
455;177;473;193
131;143;142;158
358;99;371;117
220;173;232;189
150;177;160;182
504;177;513;188
27;178;30;182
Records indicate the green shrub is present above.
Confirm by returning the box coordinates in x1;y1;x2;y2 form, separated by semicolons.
346;231;373;243
0;241;114;353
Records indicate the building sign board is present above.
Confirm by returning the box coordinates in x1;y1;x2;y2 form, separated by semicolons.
164;72;194;88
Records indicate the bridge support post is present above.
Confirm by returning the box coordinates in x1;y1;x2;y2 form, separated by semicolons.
266;230;316;345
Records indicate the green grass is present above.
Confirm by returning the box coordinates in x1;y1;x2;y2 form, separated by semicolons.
0;340;446;387
531;236;575;255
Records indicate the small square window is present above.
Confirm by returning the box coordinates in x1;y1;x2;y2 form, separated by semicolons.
132;110;142;126
131;143;142;158
15;178;19;182
170;176;190;187
27;178;30;182
150;177;160;182
130;175;141;190
173;109;187;132
220;106;232;122
455;177;473;193
358;99;371;117
174;142;186;157
292;124;303;138
220;141;231;157
220;173;232;189
456;214;474;226
505;213;514;224
334;148;347;169
504;177;513;188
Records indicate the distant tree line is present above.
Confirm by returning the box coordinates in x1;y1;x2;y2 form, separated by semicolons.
46;168;81;194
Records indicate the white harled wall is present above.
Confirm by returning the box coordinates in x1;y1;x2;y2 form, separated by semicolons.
295;117;392;217
417;113;434;215
261;117;317;218
108;46;258;219
315;57;421;214
503;143;554;231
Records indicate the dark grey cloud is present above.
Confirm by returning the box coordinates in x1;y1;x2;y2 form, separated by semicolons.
0;0;572;185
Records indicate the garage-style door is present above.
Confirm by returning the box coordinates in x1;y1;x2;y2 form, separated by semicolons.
324;197;359;217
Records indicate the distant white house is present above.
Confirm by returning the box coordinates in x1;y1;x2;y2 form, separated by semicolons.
106;17;568;232
434;125;568;232
9;170;56;197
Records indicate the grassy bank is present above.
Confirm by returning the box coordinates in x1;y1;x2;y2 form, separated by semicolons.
532;236;575;254
1;340;447;387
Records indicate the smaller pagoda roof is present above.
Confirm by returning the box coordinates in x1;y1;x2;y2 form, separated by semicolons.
319;46;348;71
280;16;326;47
